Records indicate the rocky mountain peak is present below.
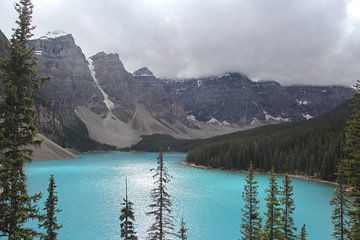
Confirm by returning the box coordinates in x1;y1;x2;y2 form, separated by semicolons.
133;67;154;77
39;30;71;40
91;51;126;71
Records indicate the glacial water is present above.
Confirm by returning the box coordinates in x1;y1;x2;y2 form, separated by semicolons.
26;152;334;240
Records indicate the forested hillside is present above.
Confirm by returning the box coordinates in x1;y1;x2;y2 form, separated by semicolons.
186;101;352;181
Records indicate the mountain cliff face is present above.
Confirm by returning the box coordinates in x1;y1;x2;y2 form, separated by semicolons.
0;30;9;59
0;30;354;149
162;73;352;124
28;32;107;149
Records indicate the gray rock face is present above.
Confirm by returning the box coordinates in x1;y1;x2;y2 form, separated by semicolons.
163;73;353;124
0;30;9;59
28;34;104;144
133;67;154;77
91;53;186;125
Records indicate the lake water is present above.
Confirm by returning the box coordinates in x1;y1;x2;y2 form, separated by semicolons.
26;152;334;240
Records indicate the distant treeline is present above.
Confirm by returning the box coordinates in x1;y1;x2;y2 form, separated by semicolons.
186;101;351;181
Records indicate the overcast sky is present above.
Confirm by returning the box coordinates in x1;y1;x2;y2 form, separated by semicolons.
1;0;360;86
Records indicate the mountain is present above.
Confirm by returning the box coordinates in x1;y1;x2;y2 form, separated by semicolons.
27;31;114;151
0;30;354;150
184;101;352;181
0;30;9;59
163;73;352;124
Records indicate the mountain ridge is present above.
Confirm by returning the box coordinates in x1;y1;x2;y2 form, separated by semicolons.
0;31;354;150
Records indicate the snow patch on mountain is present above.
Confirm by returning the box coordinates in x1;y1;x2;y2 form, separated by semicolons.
40;31;69;40
88;58;114;111
263;111;290;122
296;99;310;105
250;118;261;125
222;120;230;126
207;117;223;125
219;73;231;78
34;50;42;55
187;115;196;121
302;113;314;120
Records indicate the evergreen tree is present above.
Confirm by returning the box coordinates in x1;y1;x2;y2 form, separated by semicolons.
340;80;360;239
120;178;137;240
240;163;262;240
147;150;175;240
39;175;62;240
177;218;188;240
0;0;46;238
281;174;297;240
330;176;350;240
264;169;284;240
300;224;307;240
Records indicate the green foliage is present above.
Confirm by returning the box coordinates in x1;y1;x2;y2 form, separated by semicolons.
39;175;62;240
330;180;350;240
187;101;351;181
127;134;205;152
147;151;175;240
240;163;263;240
264;169;284;240
120;179;137;240
300;224;307;240
281;174;297;240
177;218;188;240
339;80;360;239
0;0;45;238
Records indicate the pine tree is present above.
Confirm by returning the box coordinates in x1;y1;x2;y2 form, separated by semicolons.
147;150;175;240
0;0;46;238
39;175;62;240
264;169;284;240
177;218;188;240
330;176;350;240
340;80;360;239
240;163;262;240
300;224;307;240
120;178;137;240
281;174;297;240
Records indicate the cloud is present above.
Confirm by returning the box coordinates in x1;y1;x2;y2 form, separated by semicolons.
1;0;359;86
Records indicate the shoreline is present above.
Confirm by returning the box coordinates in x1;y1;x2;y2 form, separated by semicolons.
181;160;336;186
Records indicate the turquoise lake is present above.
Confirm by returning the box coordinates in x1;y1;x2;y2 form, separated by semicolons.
26;152;335;240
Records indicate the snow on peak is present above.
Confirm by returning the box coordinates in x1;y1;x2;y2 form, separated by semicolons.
197;80;203;88
40;31;69;40
219;73;231;78
302;113;313;120
207;117;223;125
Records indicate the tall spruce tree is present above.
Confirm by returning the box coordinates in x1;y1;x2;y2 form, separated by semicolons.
147;150;174;240
240;163;263;240
300;224;307;240
330;175;350;240
339;80;360;239
177;218;188;240
0;0;46;239
281;174;297;240
264;169;283;240
120;178;137;240
39;175;62;240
